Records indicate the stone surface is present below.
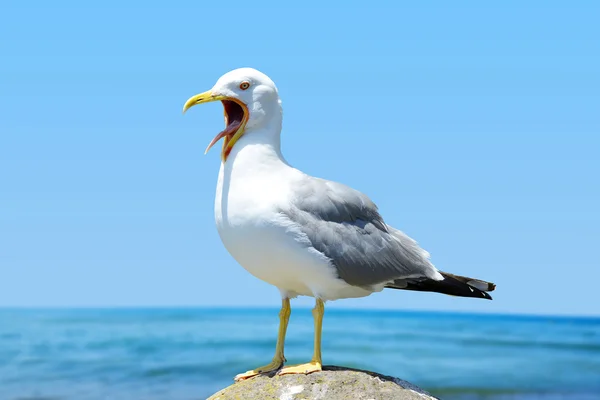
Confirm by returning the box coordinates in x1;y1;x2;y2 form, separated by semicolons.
207;366;438;400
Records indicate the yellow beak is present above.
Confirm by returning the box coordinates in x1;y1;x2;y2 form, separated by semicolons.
182;90;225;114
182;90;249;162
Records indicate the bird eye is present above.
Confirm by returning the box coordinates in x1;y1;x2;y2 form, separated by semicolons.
239;81;250;90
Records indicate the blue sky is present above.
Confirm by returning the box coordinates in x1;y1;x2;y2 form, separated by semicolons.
1;1;598;315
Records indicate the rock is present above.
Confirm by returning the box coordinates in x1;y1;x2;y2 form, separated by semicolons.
207;365;437;400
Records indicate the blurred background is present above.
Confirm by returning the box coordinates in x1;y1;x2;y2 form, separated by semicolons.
1;1;599;399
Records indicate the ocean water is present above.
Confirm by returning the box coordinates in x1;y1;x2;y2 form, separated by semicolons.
0;308;599;400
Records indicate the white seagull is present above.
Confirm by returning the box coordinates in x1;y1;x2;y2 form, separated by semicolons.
183;68;496;381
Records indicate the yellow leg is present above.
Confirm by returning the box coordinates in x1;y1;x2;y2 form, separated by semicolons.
278;298;324;375
234;298;291;381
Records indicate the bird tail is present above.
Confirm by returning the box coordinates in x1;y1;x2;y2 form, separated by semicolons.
385;271;496;300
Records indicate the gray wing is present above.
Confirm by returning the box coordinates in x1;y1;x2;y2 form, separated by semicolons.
282;177;442;288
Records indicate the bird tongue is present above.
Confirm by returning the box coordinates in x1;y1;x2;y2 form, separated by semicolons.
204;119;241;154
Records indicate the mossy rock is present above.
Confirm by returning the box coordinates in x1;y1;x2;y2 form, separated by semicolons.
207;365;437;400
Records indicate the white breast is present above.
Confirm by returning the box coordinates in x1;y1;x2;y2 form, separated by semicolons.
212;139;373;301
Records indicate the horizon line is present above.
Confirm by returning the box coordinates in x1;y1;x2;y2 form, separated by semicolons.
0;305;598;320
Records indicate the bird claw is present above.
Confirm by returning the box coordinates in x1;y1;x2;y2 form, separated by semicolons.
234;358;285;381
277;361;322;375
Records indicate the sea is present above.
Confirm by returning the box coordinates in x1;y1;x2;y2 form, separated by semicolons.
0;308;599;400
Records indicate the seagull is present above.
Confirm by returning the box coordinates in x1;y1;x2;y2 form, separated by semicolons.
182;68;496;381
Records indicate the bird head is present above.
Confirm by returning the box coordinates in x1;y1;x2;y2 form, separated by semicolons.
183;68;281;161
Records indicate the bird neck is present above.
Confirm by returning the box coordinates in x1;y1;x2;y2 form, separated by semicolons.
225;108;286;166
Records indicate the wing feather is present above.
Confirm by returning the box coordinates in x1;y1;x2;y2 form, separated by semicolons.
281;178;442;288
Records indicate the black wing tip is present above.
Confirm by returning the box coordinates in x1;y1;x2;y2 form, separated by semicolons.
441;272;496;299
481;291;493;300
386;272;495;300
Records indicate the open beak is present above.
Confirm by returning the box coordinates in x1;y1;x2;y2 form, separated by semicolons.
182;90;249;161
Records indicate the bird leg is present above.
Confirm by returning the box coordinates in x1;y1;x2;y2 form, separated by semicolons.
278;298;324;375
234;298;291;381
